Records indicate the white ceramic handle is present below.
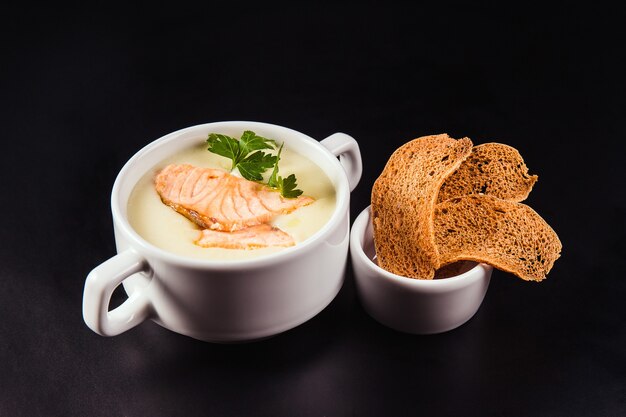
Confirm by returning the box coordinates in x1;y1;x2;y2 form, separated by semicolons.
82;250;151;337
320;133;362;192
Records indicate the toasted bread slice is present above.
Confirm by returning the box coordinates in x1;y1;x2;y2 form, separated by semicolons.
371;134;473;279
433;195;562;281
438;143;538;203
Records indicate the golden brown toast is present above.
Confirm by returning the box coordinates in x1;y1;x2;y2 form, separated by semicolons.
433;195;562;281
371;134;473;279
438;143;538;203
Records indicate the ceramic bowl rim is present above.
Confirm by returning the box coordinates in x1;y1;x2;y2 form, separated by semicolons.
111;121;351;270
350;205;493;291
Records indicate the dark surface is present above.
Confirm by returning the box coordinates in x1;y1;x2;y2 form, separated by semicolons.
1;4;625;416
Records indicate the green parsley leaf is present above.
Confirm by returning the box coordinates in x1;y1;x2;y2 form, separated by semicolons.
266;143;303;198
206;131;303;198
279;174;304;198
267;143;283;188
239;131;276;155
206;133;241;169
237;151;277;181
207;130;277;176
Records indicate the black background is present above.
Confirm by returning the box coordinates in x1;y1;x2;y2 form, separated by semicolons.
1;3;625;416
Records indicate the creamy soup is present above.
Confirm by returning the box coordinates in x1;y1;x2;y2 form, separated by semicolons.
127;140;336;260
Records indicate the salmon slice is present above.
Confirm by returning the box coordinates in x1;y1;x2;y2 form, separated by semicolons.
195;224;295;249
155;164;314;231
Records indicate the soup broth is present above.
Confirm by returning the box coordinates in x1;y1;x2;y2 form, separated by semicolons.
127;140;336;260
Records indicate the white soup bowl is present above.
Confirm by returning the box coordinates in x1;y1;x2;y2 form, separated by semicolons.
83;121;362;342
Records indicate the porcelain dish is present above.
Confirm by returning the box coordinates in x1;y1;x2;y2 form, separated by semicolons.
350;205;492;334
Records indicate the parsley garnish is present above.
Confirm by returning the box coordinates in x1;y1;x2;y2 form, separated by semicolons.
267;143;304;198
206;131;303;198
275;174;304;198
207;131;277;181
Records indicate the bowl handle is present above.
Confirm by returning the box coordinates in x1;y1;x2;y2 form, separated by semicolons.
320;133;362;192
82;250;151;336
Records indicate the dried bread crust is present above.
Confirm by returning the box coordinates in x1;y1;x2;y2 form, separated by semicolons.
438;143;538;203
371;134;473;279
372;134;561;281
434;195;562;281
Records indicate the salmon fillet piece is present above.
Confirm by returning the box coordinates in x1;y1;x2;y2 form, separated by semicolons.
155;164;314;232
195;224;296;249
